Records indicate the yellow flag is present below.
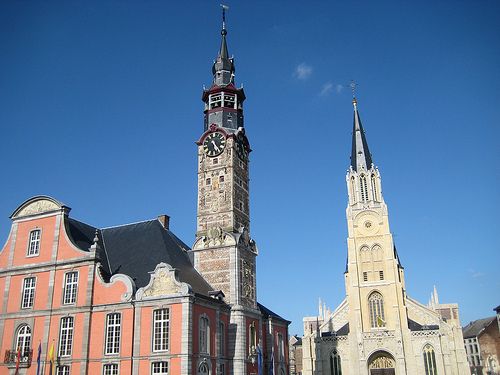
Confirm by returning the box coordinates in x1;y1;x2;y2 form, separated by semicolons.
377;315;385;327
48;342;55;375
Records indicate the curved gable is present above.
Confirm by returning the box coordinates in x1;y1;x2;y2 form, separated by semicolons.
10;195;69;219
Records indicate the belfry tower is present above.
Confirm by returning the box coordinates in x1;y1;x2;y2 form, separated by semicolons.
190;9;261;375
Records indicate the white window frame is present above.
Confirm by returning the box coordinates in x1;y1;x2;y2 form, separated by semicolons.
103;363;119;375
57;366;70;375
21;276;36;309
63;271;78;305
105;313;121;355
27;229;41;257
152;308;169;352
16;324;32;355
152;361;169;375
58;316;74;357
368;292;386;328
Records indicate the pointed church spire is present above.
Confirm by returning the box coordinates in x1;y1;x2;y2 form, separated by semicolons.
212;5;235;86
351;96;373;172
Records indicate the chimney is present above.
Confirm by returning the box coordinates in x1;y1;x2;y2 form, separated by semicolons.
157;215;170;230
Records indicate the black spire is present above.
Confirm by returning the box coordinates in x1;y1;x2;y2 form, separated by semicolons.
212;5;234;86
350;97;373;171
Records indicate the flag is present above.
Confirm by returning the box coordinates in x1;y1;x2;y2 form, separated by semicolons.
257;343;263;375
36;342;42;375
14;346;21;375
269;344;275;375
48;341;55;375
377;315;385;327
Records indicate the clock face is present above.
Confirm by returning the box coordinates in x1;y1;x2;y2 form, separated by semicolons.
203;132;226;157
236;139;248;160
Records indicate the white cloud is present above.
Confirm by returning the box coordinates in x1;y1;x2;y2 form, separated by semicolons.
294;63;313;80
336;84;344;93
320;82;333;96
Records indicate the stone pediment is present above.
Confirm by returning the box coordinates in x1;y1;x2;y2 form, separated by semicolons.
406;296;440;326
136;263;192;300
11;196;67;219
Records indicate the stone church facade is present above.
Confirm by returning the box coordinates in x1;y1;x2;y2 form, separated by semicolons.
302;98;470;375
0;15;289;375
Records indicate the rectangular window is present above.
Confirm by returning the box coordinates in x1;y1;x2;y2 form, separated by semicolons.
379;270;384;280
219;175;224;183
152;361;168;374
218;322;225;356
22;277;36;309
213;158;218;164
63;272;78;305
105;313;121;355
57;366;70;375
59;317;74;357
153;309;169;352
199;316;209;354
210;94;222;109
103;363;119;375
223;94;235;108
218;363;225;375
27;229;41;256
206;178;211;186
363;272;368;282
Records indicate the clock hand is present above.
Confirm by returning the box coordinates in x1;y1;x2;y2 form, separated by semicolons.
211;140;220;152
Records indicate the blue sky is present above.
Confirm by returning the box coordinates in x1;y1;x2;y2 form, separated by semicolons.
1;1;499;335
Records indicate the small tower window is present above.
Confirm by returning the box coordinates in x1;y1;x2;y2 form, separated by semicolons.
360;174;368;202
219;175;225;183
210;94;222;109
213;158;218;164
363;272;368;282
371;174;378;201
379;270;384;280
223;94;236;108
206;178;211;186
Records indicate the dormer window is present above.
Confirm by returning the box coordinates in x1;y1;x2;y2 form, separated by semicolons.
210;94;222;109
223;94;236;108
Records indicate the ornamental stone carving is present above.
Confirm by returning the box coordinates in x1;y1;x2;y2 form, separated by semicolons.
136;263;191;300
12;197;62;218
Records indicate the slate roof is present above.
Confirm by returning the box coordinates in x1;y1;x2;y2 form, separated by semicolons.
462;317;496;339
65;217;213;297
320;323;349;337
350;99;373;172
408;318;439;331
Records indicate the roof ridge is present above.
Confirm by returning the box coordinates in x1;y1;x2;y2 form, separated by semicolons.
100;218;156;230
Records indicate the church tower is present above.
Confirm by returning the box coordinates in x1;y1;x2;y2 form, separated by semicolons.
344;96;410;372
191;8;257;309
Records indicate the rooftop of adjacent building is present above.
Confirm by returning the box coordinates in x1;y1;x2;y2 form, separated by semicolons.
462;316;497;339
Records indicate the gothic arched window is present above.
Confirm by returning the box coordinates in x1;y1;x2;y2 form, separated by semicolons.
198;362;210;375
330;350;342;375
360;174;368;202
16;325;31;355
423;344;438;375
368;292;386;328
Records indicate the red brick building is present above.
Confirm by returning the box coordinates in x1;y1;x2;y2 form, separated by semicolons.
0;12;289;375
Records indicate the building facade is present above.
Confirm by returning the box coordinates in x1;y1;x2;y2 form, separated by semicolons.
462;310;500;375
0;15;289;375
302;98;470;375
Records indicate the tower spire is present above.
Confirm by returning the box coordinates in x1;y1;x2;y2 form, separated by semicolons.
212;4;234;86
350;90;373;172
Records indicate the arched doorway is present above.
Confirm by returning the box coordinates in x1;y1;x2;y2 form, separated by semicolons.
368;351;396;375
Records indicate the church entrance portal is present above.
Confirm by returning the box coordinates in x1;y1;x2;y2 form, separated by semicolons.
368;351;396;375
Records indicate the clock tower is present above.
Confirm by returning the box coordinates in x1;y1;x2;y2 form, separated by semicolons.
191;9;257;310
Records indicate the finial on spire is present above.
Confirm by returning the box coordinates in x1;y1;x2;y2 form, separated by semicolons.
350;80;357;108
221;4;229;35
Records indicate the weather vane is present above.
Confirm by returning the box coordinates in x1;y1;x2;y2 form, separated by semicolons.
350;80;357;99
221;4;229;31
